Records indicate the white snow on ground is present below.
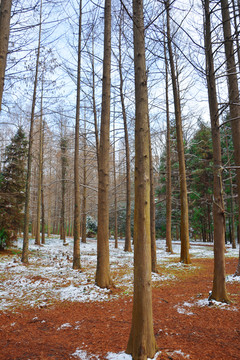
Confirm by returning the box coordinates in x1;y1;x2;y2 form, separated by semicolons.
176;297;239;315
73;350;190;359
1;237;238;359
226;274;240;283
0;237;238;312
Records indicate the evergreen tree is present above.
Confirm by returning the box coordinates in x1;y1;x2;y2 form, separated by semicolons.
187;122;213;242
0;127;28;245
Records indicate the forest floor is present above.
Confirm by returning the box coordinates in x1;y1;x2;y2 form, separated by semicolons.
0;237;239;360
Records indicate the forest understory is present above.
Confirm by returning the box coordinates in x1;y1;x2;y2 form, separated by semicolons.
0;237;239;360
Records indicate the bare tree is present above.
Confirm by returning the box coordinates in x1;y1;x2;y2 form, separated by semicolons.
22;0;43;263
73;0;82;270
95;0;112;288
220;0;240;276
165;0;190;264
126;0;157;357
204;0;229;302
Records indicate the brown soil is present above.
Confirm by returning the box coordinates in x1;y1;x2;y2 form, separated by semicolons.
0;257;239;360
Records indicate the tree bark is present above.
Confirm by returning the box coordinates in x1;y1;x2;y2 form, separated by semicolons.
60;133;67;244
166;0;190;264
204;0;229;302
225;130;236;248
22;0;42;263
95;0;112;288
73;0;82;269
0;0;12;111
113;115;118;249
220;0;240;275
149;137;157;272
41;121;45;245
126;0;157;357
35;82;44;246
164;30;173;254
118;7;132;253
82;113;87;244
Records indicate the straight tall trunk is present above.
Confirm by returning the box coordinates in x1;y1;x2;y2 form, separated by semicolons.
22;0;42;263
164;30;173;254
118;7;132;252
149;136;157;272
225;130;236;248
41;121;45;245
166;0;190;264
0;0;12;110
60;135;67;244
73;0;82;269
113;116;118;249
220;0;240;275
47;156;52;237
126;0;157;357
82;113;87;244
91;31;99;169
35;83;44;245
95;0;112;288
204;0;229;302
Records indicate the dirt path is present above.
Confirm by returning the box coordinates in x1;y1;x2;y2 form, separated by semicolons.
0;257;239;360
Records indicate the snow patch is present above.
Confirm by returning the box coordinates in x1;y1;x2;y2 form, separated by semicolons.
72;349;99;359
57;323;72;330
226;275;240;283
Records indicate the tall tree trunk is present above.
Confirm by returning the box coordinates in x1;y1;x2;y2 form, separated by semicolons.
35;78;44;245
204;0;229;302
113;114;118;249
47;156;52;237
225;129;236;248
60;133;67;244
164;30;173;254
73;0;82;269
0;0;12;111
91;30;99;169
95;0;112;288
149;135;157;272
220;0;240;275
82;112;87;244
118;7;132;253
126;0;157;357
166;0;190;264
41;120;45;245
22;0;42;263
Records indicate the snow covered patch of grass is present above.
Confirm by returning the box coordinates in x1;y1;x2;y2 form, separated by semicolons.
72;349;99;359
171;350;190;358
151;272;176;282
226;274;240;283
106;352;131;360
57;323;72;330
176;297;238;313
106;351;189;360
0;236;238;312
59;283;111;302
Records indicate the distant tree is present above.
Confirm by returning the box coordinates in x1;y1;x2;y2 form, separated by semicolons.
73;0;82;270
60;135;67;244
165;0;190;264
0;127;28;245
22;0;43;263
164;30;173;253
187;123;213;242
